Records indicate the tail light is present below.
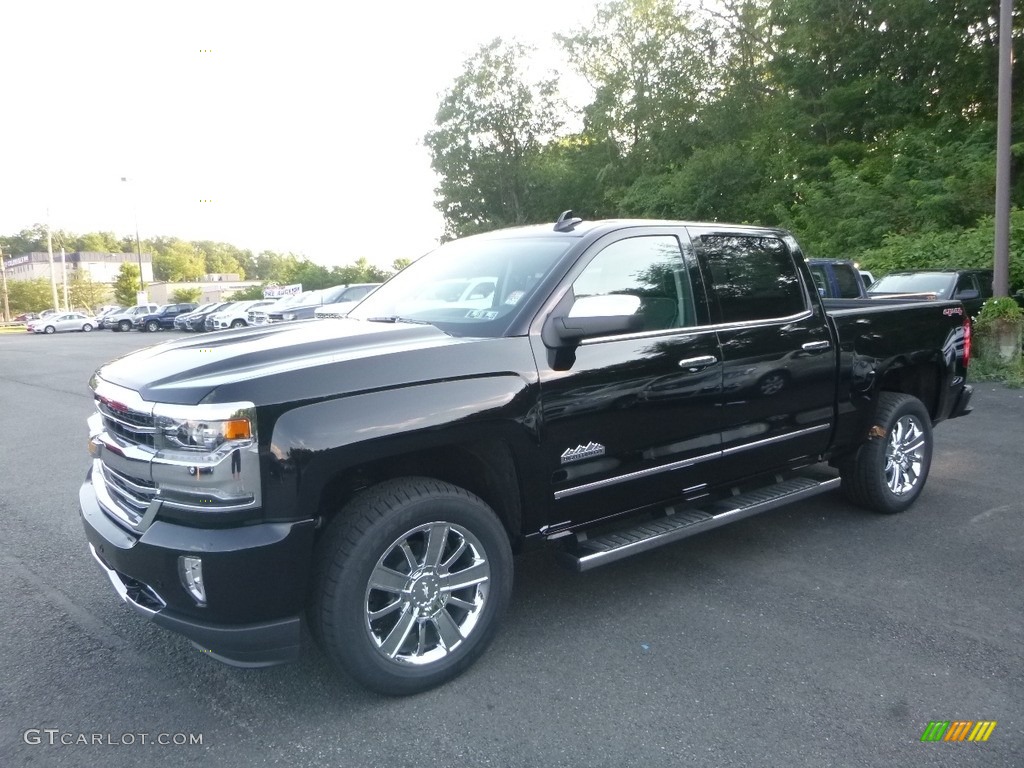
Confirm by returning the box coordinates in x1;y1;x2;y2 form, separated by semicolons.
963;316;971;367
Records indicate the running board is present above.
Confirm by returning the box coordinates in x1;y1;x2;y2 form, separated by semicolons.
558;474;842;572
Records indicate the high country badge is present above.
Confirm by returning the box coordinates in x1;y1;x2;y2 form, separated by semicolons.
560;442;606;464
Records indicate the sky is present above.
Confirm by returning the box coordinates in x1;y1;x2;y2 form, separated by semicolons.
1;0;600;269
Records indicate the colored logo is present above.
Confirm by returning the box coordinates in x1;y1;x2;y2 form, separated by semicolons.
920;721;997;742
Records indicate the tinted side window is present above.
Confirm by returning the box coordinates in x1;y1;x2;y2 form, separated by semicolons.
698;235;805;323
833;264;863;298
572;235;697;332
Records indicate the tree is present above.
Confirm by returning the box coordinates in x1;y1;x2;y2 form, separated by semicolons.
6;279;55;314
424;38;565;239
113;263;142;306
153;239;206;282
171;287;203;304
68;271;111;312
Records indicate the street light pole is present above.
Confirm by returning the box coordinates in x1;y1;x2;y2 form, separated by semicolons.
121;177;145;296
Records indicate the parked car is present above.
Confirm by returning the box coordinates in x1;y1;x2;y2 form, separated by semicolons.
858;270;876;289
867;269;993;316
206;300;276;330
247;290;320;325
185;302;232;331
134;303;198;332
104;304;160;331
93;307;123;328
13;312;38;323
173;303;215;330
806;259;866;299
81;215;974;695
313;283;382;319
29;311;98;334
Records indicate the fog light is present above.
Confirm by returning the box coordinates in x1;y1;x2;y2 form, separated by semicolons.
178;556;207;606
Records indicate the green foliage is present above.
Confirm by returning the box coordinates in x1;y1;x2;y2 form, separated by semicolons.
969;356;1024;388
113;263;142;306
170;287;203;304
68;272;111;312
228;284;269;301
424;38;565;239
857;210;1024;291
6;278;55;314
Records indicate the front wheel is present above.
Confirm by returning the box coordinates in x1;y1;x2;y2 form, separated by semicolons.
230;319;246;328
312;477;513;695
146;320;160;332
44;325;56;334
840;392;933;514
82;323;93;332
118;320;131;332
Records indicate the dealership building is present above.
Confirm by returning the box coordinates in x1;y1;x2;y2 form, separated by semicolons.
1;251;155;284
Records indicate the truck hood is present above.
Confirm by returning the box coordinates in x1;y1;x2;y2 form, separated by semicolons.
95;319;474;405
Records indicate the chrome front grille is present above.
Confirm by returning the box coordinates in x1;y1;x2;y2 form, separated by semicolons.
103;465;157;520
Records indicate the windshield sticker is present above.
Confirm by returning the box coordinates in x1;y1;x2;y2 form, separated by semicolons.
504;290;525;306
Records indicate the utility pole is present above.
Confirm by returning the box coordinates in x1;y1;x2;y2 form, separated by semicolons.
121;177;146;297
46;210;60;311
61;247;70;310
0;246;11;322
994;0;1013;297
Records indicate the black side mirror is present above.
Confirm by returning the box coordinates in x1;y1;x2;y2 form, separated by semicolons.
955;288;980;301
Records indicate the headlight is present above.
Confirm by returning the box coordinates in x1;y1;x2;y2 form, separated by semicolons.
154;403;255;452
282;312;297;321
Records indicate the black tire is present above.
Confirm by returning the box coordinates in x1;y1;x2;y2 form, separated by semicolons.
44;325;56;335
146;320;160;332
312;477;513;695
118;320;131;332
840;392;933;514
230;319;246;328
82;323;93;332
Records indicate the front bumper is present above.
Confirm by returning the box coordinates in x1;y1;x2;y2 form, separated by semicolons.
80;474;315;667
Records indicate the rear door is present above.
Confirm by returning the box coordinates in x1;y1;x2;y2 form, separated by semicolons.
532;227;723;530
689;228;836;479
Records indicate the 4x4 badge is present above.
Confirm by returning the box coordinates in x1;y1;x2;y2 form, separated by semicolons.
561;442;606;464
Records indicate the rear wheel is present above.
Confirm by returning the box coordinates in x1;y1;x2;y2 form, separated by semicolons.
840;392;933;513
312;477;513;695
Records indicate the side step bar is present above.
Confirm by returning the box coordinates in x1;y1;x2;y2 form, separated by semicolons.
558;474;841;572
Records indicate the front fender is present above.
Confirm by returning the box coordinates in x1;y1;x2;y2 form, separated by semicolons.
262;376;538;522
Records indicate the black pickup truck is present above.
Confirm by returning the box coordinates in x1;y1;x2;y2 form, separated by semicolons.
80;215;973;695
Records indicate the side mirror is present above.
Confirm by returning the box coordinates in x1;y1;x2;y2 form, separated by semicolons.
955;288;980;301
544;294;644;346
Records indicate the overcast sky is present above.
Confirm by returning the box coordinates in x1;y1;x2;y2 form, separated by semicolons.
1;0;599;268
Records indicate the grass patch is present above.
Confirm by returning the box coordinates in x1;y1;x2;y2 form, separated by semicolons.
970;355;1024;388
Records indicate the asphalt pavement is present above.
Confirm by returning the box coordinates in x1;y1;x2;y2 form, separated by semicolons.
0;328;1020;767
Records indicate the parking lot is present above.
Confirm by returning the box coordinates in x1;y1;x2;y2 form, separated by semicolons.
0;328;1020;767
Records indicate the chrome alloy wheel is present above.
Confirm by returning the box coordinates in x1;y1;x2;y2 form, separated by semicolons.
884;415;926;495
364;521;491;665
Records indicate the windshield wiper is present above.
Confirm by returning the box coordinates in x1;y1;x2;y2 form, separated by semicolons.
366;316;433;325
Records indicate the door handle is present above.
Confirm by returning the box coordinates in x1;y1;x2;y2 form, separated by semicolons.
678;355;718;371
801;340;831;352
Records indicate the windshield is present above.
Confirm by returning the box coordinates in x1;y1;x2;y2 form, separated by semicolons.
869;273;953;297
348;235;574;336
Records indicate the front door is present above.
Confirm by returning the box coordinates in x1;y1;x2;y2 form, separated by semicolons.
531;228;723;533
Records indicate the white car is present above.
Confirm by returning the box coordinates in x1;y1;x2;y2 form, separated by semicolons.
207;300;276;330
313;283;382;319
29;312;98;334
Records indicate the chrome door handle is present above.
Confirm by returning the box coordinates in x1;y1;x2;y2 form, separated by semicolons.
801;341;831;352
678;356;718;371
